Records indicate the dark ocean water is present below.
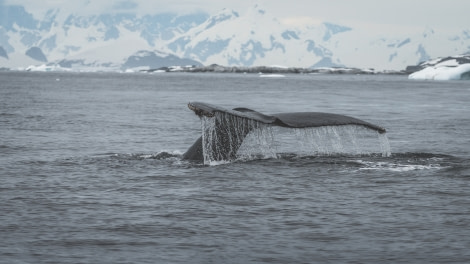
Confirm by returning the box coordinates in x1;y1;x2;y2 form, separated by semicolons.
1;71;470;263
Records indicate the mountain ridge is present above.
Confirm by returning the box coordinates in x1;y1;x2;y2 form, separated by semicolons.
1;3;469;71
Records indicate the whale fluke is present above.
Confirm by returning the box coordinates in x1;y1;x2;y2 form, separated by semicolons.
183;102;386;162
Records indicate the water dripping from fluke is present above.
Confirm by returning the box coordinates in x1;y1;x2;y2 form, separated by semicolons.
182;102;390;165
237;124;391;163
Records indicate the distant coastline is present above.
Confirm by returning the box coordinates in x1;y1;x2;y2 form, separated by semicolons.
0;64;410;75
140;64;409;75
4;54;470;80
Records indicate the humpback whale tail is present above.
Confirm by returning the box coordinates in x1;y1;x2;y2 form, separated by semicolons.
183;102;387;163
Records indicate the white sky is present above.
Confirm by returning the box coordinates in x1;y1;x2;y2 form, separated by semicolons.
4;0;470;30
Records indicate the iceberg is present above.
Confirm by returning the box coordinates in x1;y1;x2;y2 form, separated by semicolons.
408;55;470;80
25;64;71;72
259;74;286;78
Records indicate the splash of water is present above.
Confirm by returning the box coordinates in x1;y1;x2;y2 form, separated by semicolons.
378;133;392;157
201;112;263;163
290;125;391;157
200;112;391;164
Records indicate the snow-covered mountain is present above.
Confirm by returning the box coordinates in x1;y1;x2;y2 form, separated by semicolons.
0;4;208;70
166;7;353;68
1;3;469;71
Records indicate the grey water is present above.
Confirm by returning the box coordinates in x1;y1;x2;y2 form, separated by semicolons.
1;71;470;263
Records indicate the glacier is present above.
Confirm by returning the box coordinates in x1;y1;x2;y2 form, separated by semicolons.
408;55;470;80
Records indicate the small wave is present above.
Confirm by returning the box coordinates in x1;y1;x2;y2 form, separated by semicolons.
100;151;183;161
353;152;456;172
83;151;185;166
232;152;457;172
205;160;233;166
356;160;444;172
390;152;455;159
133;151;182;160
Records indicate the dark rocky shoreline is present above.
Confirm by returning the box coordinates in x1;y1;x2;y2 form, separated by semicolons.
142;64;408;75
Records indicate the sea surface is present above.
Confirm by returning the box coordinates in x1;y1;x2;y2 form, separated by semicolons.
1;71;470;263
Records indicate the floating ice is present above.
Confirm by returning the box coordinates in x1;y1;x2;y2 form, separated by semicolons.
409;63;470;80
259;74;286;78
25;64;71;72
408;55;470;80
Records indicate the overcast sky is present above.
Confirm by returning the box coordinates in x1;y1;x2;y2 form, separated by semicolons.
5;0;470;30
